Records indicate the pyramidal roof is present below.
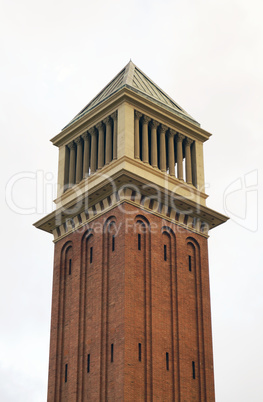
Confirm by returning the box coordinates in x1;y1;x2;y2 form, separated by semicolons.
64;61;199;129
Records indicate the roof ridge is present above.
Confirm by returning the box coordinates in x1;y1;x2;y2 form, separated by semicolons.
65;63;129;127
62;61;199;130
132;63;188;115
123;60;135;86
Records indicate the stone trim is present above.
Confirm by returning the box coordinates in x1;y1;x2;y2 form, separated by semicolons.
53;188;210;242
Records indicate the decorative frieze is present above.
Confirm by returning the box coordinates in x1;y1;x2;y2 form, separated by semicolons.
53;188;210;242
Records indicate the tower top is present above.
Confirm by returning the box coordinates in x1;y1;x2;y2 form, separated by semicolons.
36;62;227;402
64;61;199;130
34;63;228;239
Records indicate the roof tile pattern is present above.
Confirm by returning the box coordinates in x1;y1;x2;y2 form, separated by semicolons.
64;61;198;129
84;68;125;113
133;68;183;112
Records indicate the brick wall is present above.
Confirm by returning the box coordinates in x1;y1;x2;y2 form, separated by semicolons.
47;203;215;402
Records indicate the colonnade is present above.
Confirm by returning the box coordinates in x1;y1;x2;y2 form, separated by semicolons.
134;110;197;187
64;108;197;191
64;111;117;189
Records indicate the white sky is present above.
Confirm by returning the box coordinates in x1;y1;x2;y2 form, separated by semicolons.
1;0;263;400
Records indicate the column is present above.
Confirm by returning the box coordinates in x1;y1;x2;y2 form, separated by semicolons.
68;141;76;187
150;120;158;168
104;116;112;165
185;137;193;185
75;137;83;184
159;124;167;172
191;142;197;188
89;127;97;174
168;129;175;176
96;122;105;169
62;146;69;192
176;133;185;180
111;111;118;160
142;115;151;163
82;132;90;178
134;110;142;159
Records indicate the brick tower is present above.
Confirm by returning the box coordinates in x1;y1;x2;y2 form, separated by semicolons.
35;61;228;401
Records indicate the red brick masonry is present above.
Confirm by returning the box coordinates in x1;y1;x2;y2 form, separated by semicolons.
47;203;215;402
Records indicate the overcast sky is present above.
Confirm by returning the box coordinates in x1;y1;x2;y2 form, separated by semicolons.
1;0;263;400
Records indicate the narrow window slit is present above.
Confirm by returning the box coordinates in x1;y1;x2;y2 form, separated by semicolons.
87;354;90;373
138;234;141;250
65;364;68;383
112;235;115;252
138;343;141;362
111;344;114;362
188;255;192;271
69;259;72;275
166;352;169;370
164;245;167;261
192;361;196;379
90;247;93;263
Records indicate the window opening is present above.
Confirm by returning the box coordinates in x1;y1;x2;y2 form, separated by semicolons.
188;255;192;271
138;343;142;362
65;364;68;382
111;344;114;362
192;361;196;379
166;353;169;370
87;354;90;373
164;245;167;261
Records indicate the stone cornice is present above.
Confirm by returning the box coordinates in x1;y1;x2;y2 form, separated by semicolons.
51;197;211;243
34;155;228;236
34;184;228;243
54;155;207;207
51;88;212;148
